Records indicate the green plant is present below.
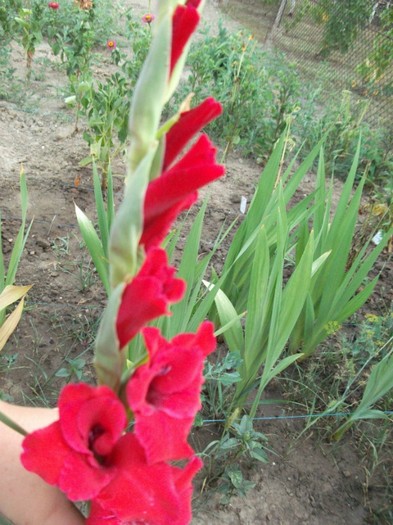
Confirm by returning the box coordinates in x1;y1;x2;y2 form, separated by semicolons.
293;90;369;179
356;7;393;92
45;1;96;131
75;163;114;296
201;415;269;501
0;39;24;103
330;315;393;441
13;0;45;79
199;132;326;418
213;199;316;416
0;0;23;37
0;167;32;326
45;2;95;76
289;141;393;358
117;10;153;87
79;72;132;187
293;88;393;189
217;130;319;315
201;350;243;421
168;22;300;160
310;0;372;58
55;356;88;382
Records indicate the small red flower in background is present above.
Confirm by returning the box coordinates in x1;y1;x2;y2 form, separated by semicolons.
127;321;216;464
106;40;117;51
21;384;127;501
89;434;203;524
141;13;155;24
116;247;185;349
48;2;59;8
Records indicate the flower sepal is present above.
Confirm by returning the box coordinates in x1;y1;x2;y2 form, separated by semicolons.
94;284;126;392
127;11;172;177
109;147;156;288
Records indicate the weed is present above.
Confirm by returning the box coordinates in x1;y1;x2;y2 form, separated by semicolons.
75;254;97;293
55;356;88;382
0;40;24;103
51;234;70;256
201;349;243;421
200;415;269;501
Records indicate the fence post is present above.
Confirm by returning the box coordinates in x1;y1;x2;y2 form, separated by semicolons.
266;0;288;45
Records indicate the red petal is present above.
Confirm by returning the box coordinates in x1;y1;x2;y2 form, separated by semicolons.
171;321;216;357
156;388;202;419
134;412;194;464
140;193;197;251
21;422;69;486
59;451;115;501
163;98;222;170
59;384;123;454
171;4;200;75
174;455;203;492
141;135;224;250
186;0;202;7
144;135;223;220
58;382;96;412
96;434;180;523
76;397;126;457
148;346;202;396
86;502;121;524
116;249;185;348
172;456;204;525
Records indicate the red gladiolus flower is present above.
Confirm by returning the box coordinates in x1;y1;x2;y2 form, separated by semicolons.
186;0;202;7
86;502;121;524
140;134;224;251
106;40;117;51
90;434;203;524
141;13;155;24
21;383;127;501
127;322;216;464
48;1;59;8
116;247;185;349
163;97;222;171
170;3;200;75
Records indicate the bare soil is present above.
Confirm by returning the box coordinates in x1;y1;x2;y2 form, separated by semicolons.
0;1;392;524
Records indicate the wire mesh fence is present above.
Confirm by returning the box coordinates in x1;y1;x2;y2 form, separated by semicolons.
267;0;393;128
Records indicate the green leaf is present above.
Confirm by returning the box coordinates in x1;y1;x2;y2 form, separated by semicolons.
0;410;27;436
93;163;109;259
210;285;244;354
75;204;110;295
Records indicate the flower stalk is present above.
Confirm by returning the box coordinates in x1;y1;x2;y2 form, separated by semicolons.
20;2;224;523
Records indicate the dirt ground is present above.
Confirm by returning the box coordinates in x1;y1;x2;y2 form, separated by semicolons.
0;1;392;524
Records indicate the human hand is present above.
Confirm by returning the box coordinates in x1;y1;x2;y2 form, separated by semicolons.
0;400;85;525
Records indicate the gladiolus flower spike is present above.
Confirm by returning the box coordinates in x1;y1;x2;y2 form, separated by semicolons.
20;2;224;524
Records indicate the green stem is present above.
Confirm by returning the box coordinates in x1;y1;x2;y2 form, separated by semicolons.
0;410;28;436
